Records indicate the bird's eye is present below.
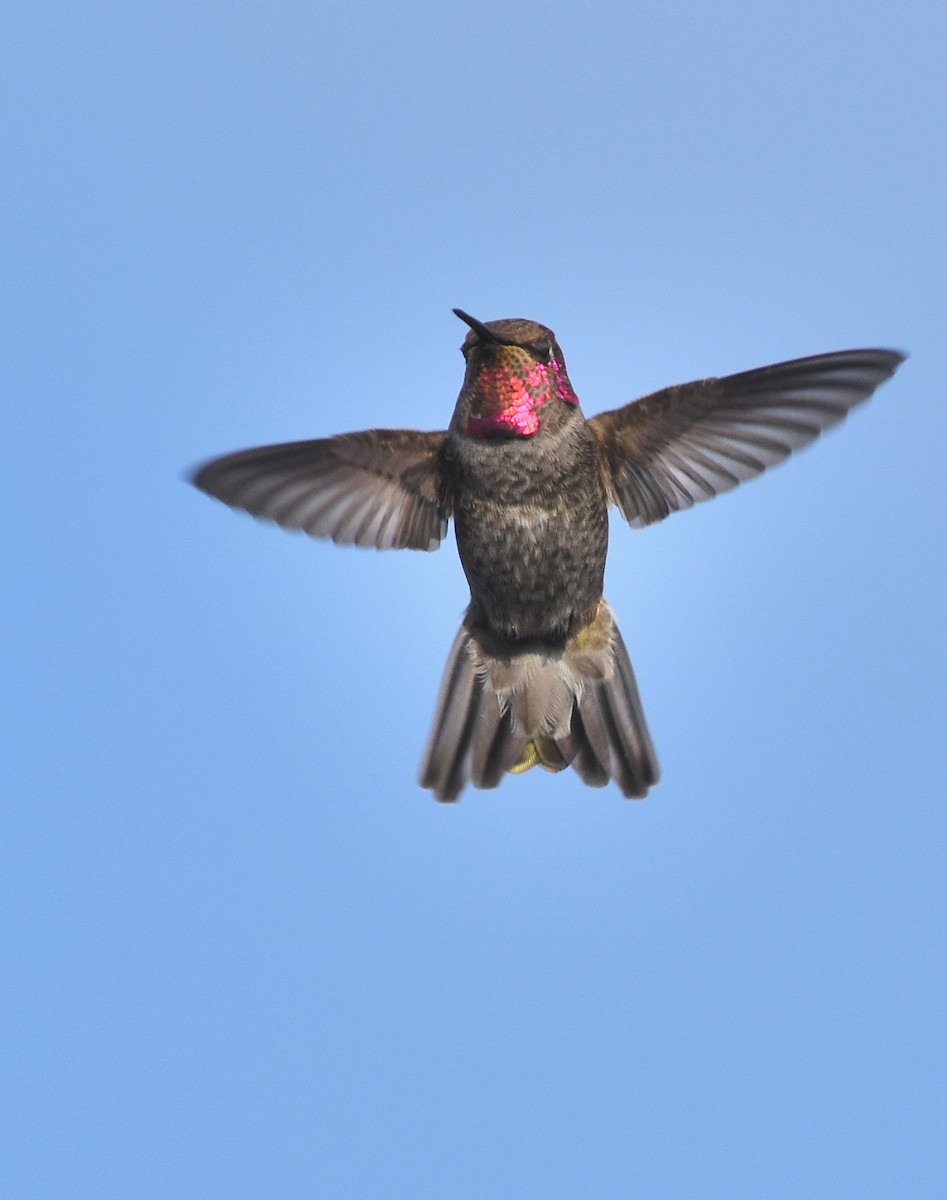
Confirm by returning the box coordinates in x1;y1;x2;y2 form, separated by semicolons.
530;340;552;362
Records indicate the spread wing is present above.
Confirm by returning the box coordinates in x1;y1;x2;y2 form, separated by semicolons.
589;349;905;528
192;428;449;550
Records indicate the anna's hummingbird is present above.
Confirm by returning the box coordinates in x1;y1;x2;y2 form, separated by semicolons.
192;310;904;802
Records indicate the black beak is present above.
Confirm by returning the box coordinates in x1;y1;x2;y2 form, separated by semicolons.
453;308;513;346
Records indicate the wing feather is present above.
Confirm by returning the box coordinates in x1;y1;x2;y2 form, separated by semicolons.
192;429;449;550
590;349;905;528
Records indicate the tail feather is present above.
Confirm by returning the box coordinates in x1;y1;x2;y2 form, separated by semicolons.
419;601;660;802
572;623;659;798
470;702;520;789
564;702;610;787
417;627;481;802
418;627;529;801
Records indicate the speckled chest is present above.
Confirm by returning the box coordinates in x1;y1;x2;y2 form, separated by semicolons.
444;419;609;641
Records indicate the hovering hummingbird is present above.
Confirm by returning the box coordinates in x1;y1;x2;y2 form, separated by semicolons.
192;310;904;802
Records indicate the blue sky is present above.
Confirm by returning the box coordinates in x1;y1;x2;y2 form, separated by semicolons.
4;2;946;1196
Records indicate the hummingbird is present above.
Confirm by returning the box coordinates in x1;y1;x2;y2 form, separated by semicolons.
192;310;904;802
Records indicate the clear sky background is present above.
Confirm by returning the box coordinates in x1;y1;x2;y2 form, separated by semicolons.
4;2;946;1197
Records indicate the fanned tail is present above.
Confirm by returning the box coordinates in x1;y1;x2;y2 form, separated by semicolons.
418;602;659;802
564;622;659;798
417;624;524;803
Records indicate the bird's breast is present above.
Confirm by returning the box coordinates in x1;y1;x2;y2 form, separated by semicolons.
445;427;609;643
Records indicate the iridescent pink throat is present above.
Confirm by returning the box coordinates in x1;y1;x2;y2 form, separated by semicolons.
464;357;578;438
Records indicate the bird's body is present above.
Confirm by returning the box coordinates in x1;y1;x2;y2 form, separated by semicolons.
193;310;904;802
445;400;607;643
